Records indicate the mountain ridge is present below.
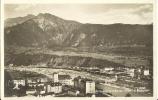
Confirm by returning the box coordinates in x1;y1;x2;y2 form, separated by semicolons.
5;13;153;26
4;13;153;55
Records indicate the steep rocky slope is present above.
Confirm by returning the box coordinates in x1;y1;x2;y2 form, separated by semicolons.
5;13;153;49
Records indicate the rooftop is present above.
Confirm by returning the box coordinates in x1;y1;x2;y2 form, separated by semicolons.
50;82;62;86
59;75;71;80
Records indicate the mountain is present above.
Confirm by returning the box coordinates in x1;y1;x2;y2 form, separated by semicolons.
5;13;81;47
5;14;35;28
4;13;153;55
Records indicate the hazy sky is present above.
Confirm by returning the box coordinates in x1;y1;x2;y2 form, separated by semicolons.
5;4;153;24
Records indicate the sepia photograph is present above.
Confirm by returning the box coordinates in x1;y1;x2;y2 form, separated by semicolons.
4;4;153;98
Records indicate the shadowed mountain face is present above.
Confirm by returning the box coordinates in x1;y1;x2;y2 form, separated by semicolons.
5;13;81;47
5;13;153;55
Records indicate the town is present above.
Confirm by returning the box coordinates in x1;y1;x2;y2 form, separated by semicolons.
5;63;153;97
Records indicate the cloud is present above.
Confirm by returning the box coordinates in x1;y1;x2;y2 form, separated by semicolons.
66;4;153;24
132;4;152;16
14;5;31;11
5;4;153;24
78;9;150;24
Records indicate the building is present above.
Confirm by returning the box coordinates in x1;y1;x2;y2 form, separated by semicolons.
52;73;59;82
74;76;82;89
127;66;151;79
128;68;135;78
104;75;118;83
74;76;95;95
134;69;141;79
104;67;114;71
27;78;48;84
85;81;95;94
13;79;25;89
59;75;73;86
26;89;36;95
8;64;14;67
115;75;118;80
88;67;100;73
27;79;37;84
40;90;46;95
144;69;150;76
26;78;48;88
68;89;80;96
28;83;37;88
46;82;62;94
37;78;48;83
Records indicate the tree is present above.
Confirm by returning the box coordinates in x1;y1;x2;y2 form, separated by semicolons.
126;93;131;97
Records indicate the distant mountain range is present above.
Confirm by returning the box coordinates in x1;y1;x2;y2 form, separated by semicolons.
4;13;153;55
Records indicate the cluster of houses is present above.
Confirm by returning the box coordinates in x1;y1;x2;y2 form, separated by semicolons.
10;73;64;96
7;63;152;97
7;72;98;97
85;66;150;80
124;66;150;80
67;65;151;81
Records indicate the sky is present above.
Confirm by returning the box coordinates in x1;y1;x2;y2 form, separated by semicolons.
4;4;153;24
